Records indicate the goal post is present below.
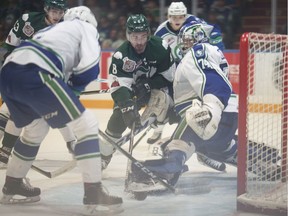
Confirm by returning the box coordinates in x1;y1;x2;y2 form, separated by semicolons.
237;32;288;216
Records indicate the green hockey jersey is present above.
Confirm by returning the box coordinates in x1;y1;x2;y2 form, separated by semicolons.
3;12;47;52
109;36;176;104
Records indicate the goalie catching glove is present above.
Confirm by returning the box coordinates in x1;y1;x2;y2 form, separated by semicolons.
185;94;224;140
119;99;140;128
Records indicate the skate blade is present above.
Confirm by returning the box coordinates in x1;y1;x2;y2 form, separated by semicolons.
0;194;40;204
83;204;124;216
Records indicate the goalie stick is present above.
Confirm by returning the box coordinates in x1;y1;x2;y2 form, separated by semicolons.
31;160;76;178
99;129;176;194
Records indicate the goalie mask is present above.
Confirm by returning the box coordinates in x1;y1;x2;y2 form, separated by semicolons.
178;22;209;55
126;14;150;54
64;6;98;28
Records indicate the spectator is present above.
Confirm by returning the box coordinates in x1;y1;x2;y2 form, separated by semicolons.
123;0;145;16
104;0;124;23
116;15;127;33
101;27;125;50
146;12;159;34
144;0;160;23
83;0;103;21
98;16;112;44
66;0;78;8
0;0;21;35
209;0;240;48
20;0;43;12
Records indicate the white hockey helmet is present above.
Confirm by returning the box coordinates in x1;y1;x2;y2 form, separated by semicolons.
168;2;187;16
64;6;97;28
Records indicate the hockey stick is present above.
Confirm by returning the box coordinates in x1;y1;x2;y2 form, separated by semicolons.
132;126;152;151
81;89;110;95
99;129;176;194
94;78;109;83
124;122;136;192
31;160;77;178
111;116;156;149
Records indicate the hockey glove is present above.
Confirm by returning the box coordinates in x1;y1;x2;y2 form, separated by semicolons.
132;75;151;106
119;99;140;129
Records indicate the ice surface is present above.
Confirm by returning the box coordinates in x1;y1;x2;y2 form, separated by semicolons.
0;109;267;216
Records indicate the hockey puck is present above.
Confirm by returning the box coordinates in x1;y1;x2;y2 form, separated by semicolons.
133;192;148;201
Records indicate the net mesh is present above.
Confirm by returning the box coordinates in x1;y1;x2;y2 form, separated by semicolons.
238;33;288;213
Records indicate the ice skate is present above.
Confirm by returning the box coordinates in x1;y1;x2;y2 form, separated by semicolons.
1;176;41;204
83;182;123;215
147;131;162;144
197;153;226;172
101;154;113;170
0;146;12;165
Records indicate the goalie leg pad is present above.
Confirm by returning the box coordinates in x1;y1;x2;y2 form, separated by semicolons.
166;139;196;161
131;150;187;185
141;89;173;123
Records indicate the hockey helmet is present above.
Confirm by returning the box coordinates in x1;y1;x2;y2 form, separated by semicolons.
126;14;150;34
64;6;98;28
168;2;187;16
178;21;209;54
44;0;67;10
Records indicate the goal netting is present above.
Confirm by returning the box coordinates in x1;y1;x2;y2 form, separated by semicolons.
237;32;288;216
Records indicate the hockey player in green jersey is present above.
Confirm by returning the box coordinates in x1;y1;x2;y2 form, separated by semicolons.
100;14;176;169
3;0;67;59
0;0;76;166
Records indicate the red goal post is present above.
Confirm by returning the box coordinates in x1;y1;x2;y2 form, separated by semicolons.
237;32;288;216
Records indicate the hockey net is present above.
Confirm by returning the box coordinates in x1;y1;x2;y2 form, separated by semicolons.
237;32;288;215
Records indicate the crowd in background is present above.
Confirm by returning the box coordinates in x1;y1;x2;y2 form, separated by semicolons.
0;0;241;50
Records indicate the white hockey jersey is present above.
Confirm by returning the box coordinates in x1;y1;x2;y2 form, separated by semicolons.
154;15;224;63
173;42;238;113
3;19;101;87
